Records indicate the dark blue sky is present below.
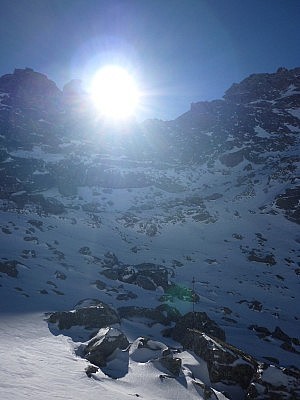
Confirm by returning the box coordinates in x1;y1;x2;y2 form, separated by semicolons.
0;0;299;120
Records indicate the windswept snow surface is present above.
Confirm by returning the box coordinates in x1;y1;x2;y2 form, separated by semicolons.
0;313;211;400
0;308;227;400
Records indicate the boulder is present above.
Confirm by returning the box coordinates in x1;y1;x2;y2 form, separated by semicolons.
83;327;129;368
129;337;181;376
85;365;99;377
129;337;168;363
160;355;182;376
0;260;19;277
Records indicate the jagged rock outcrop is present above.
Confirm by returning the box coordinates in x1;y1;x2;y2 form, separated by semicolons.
129;337;182;376
46;302;119;330
181;329;257;389
179;328;300;399
224;67;300;105
159;355;182;376
118;305;179;325
82;327;129;368
172;312;226;342
0;68;63;146
101;261;172;291
246;363;300;399
275;186;300;224
0;67;61;110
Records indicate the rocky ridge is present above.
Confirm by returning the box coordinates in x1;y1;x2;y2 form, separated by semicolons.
46;301;300;399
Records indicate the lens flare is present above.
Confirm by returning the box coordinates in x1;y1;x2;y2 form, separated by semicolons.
90;65;140;119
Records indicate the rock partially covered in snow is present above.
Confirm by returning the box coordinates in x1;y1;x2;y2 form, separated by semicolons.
129;337;182;376
0;259;19;277
247;364;300;399
101;262;171;291
181;330;256;390
129;337;168;363
159;355;182;376
83;327;129;368
172;311;226;342
118;305;179;326
46;302;119;330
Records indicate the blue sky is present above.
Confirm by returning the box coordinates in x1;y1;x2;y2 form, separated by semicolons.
0;0;299;120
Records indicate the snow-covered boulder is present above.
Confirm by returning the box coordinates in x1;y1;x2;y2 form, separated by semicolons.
83;327;129;368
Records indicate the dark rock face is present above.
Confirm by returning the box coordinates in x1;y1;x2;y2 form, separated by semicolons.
101;261;171;292
0;68;62;145
247;364;300;399
249;325;300;355
160;355;182;376
0;68;61;110
180;329;256;390
0;260;19;277
47;303;119;330
172;312;226;342
171;313;263;391
275;186;300;224
83;327;129;368
118;305;178;326
247;251;276;266
174;323;300;398
224;67;300;104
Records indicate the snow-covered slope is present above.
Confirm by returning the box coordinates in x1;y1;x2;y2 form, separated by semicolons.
0;67;299;399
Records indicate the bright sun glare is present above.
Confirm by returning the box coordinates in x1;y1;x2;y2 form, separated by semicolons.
90;65;140;119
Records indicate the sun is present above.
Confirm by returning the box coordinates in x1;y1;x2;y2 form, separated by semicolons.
90;65;140;120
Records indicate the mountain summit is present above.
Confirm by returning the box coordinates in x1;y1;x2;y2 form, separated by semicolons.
0;67;299;399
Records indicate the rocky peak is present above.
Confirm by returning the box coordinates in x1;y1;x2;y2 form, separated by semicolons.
0;67;61;110
223;66;300;104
